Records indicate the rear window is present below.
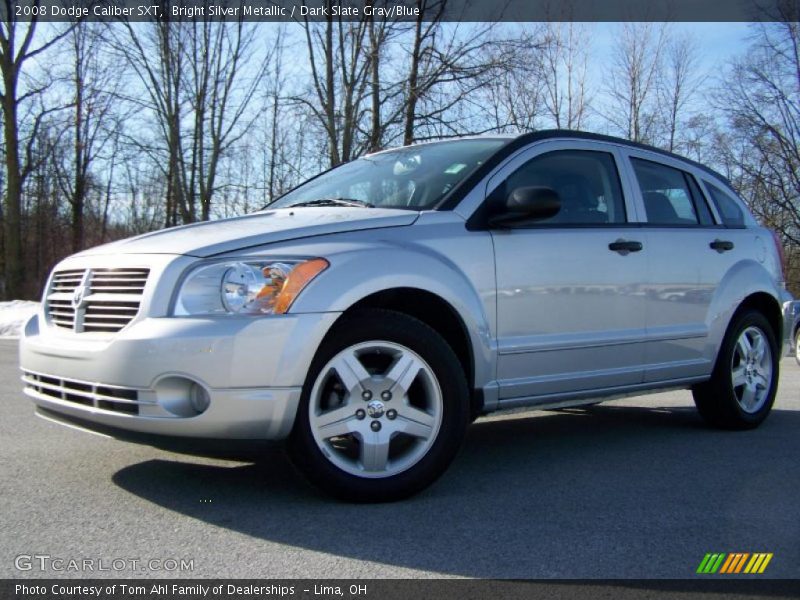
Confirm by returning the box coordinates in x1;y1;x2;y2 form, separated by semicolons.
631;158;710;226
705;183;746;228
685;175;715;225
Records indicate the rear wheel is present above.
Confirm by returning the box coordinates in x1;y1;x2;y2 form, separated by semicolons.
692;310;778;430
794;326;800;367
288;309;470;502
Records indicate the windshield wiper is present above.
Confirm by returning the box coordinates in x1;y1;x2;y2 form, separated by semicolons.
289;198;374;208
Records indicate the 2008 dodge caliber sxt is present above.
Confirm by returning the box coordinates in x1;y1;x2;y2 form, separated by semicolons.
21;131;794;501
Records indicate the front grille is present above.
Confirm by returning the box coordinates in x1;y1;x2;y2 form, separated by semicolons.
89;269;149;294
51;269;86;292
22;371;151;415
45;268;149;333
47;298;76;329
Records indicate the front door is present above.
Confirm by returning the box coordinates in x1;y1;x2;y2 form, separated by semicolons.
489;143;648;403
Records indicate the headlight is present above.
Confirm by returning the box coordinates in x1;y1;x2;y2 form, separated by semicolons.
174;258;328;316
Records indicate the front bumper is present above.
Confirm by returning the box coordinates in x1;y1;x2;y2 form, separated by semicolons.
20;310;340;440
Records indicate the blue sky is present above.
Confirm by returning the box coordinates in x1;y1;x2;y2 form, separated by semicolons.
567;22;754;132
592;22;752;72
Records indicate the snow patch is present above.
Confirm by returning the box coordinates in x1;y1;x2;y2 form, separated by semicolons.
0;300;39;338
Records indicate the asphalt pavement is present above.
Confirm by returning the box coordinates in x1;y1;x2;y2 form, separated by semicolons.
1;338;798;579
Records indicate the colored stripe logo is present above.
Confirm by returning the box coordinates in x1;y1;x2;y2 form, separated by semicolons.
697;553;773;574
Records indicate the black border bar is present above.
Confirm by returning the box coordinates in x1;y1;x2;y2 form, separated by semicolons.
3;579;800;600
4;0;800;22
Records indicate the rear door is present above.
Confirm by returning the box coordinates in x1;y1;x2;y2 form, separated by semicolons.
622;150;741;382
488;140;648;403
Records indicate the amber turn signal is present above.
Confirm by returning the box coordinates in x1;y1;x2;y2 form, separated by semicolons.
273;258;329;314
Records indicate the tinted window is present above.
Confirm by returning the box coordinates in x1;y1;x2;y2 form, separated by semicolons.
500;150;626;225
685;174;715;226
705;183;746;228
631;159;705;226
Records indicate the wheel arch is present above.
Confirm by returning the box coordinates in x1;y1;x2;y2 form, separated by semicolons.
693;292;782;430
732;292;784;347
707;260;785;368
709;291;784;371
342;288;482;418
290;245;496;414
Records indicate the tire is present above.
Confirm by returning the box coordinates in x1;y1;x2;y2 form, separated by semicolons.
692;310;779;430
287;308;470;502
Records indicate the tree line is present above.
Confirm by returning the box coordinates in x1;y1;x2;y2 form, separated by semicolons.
1;1;799;300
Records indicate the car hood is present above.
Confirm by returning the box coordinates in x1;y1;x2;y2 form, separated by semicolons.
75;207;420;258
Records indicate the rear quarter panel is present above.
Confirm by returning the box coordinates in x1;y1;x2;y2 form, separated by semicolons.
704;227;786;366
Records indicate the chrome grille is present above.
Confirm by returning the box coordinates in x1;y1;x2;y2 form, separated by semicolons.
83;301;141;332
51;269;85;292
89;268;149;294
22;371;151;416
47;299;76;329
46;268;149;333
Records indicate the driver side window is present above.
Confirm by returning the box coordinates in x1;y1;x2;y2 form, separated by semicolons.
501;150;627;225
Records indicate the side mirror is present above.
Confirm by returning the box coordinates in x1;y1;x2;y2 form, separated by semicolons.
488;186;561;228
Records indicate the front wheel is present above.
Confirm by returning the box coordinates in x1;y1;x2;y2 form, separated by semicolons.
692;310;779;430
288;309;470;502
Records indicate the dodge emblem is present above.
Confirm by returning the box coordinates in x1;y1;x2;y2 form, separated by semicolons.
366;400;385;418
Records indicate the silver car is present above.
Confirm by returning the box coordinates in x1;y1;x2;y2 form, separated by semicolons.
20;131;794;501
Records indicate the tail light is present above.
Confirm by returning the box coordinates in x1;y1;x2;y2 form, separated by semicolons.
770;229;787;282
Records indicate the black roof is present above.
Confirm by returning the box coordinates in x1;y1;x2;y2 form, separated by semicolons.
437;129;732;211
517;129;728;180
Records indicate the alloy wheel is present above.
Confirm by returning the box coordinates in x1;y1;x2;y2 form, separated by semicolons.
308;340;443;478
731;326;773;414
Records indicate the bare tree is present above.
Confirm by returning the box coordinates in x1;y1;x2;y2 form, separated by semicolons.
113;20;185;226
399;6;519;143
185;20;269;220
716;15;800;252
120;149;167;234
658;32;703;153
264;28;286;201
0;5;72;298
295;5;532;164
116;19;269;223
24;121;65;295
366;8;389;153
5;18;797;300
604;22;668;143
52;22;125;253
540;22;592;130
297;4;375;166
470;25;549;133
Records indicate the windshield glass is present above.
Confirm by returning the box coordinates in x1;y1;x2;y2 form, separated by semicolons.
269;138;508;211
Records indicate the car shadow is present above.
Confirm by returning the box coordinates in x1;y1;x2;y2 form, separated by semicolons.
112;404;800;579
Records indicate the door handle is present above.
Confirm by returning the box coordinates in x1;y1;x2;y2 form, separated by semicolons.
709;239;734;253
608;239;643;254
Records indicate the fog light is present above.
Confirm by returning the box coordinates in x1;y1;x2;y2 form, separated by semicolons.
190;383;211;414
154;376;210;417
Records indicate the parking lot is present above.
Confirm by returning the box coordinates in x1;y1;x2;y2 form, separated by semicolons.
1;338;798;579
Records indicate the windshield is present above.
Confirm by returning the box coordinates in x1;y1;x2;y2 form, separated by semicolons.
269;138;508;211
